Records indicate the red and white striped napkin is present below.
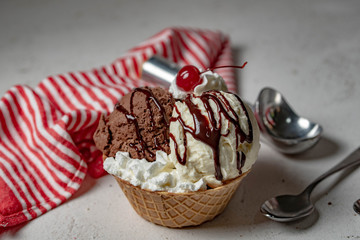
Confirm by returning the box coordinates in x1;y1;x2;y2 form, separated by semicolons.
0;27;237;228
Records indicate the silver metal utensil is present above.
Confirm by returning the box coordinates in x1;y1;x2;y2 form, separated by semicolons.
253;87;322;154
260;147;360;222
142;56;180;87
354;199;360;215
141;55;322;154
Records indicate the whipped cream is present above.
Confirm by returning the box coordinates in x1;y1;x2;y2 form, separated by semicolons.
104;151;207;193
169;70;228;99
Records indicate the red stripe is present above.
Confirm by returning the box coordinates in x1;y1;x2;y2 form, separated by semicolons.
35;85;62;126
3;92;72;198
46;77;78;110
161;41;168;58
0;171;29;226
120;59;130;77
0;129;52;215
100;67;117;84
184;31;211;66
80;71;118;107
20;86;85;169
69;72;108;110
111;63;118;75
198;31;222;65
142;52;148;62
68;111;82;132
176;30;206;68
9;89;83;184
209;38;228;68
0;151;39;213
151;45;157;55
80;111;96;131
49;126;88;179
0;162;38;219
22;89;87;186
132;57;140;78
101;67;130;93
91;69;107;85
102;66;136;94
3;153;56;213
93;68;128;98
172;30;188;65
168;35;177;63
73;110;92;132
57;74;97;110
49;115;91;170
37;82;67;114
80;72;117;109
63;111;74;132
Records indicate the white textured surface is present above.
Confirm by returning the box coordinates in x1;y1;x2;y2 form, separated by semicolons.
1;0;360;239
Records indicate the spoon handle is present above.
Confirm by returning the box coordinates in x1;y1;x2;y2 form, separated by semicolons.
303;147;360;195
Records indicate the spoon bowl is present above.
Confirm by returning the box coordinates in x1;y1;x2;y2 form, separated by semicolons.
260;193;314;222
254;87;322;154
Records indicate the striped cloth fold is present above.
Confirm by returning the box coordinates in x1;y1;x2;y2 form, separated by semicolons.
0;27;237;228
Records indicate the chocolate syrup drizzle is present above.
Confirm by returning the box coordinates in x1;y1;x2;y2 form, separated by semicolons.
170;90;253;181
115;88;169;159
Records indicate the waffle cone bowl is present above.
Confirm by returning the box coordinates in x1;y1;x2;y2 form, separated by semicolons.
112;169;248;228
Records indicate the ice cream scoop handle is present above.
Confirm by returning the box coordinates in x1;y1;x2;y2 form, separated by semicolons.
141;56;181;87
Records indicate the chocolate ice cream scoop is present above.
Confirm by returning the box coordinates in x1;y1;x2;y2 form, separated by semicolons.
93;87;175;162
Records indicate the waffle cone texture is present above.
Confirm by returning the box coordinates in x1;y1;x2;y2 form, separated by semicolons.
113;171;248;228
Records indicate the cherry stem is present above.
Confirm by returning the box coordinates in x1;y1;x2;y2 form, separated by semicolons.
200;61;248;74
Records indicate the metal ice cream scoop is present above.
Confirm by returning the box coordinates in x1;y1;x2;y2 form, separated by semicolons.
141;55;322;154
252;87;322;154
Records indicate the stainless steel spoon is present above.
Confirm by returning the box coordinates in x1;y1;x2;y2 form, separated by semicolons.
260;147;360;222
354;199;360;215
142;55;322;154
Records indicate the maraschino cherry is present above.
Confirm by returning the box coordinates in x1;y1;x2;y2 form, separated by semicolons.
176;65;201;92
176;62;248;92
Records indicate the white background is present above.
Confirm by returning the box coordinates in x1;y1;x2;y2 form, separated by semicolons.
1;0;360;239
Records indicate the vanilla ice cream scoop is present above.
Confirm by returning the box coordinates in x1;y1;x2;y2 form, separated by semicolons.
168;90;260;188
